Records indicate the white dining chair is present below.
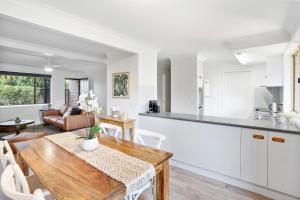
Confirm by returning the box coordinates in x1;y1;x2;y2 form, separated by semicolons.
0;141;16;171
124;178;155;200
1;164;46;200
0;141;51;199
100;123;122;138
125;129;166;200
134;128;166;149
1;140;13;154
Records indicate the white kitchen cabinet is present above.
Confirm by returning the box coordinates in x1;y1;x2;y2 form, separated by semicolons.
268;131;300;198
264;55;283;86
241;128;268;187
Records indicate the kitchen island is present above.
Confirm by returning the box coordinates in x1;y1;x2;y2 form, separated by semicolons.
139;112;300;200
139;112;300;134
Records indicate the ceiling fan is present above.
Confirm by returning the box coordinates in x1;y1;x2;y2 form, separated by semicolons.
44;55;62;72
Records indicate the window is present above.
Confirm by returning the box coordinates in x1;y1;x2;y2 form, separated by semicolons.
0;71;51;106
292;47;300;112
65;78;89;105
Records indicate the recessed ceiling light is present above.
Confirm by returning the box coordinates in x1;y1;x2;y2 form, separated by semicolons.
234;53;248;65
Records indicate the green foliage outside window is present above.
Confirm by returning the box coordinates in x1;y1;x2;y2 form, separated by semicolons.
0;73;51;106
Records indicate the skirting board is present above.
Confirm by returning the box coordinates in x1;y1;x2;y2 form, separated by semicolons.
170;159;300;200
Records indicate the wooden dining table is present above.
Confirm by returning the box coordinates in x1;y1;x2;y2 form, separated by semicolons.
98;115;136;142
14;130;173;200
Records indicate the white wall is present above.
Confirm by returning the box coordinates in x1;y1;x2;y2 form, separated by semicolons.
203;62;265;118
0;63;85;123
171;55;198;114
157;58;171;112
85;65;107;113
137;50;158;113
106;52;158;119
107;55;139;118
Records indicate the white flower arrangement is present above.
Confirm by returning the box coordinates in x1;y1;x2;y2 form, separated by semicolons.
78;90;102;114
78;90;103;139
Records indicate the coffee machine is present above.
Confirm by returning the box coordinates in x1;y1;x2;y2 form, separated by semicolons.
148;100;160;113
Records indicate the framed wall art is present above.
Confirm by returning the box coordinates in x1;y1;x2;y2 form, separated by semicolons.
112;72;130;99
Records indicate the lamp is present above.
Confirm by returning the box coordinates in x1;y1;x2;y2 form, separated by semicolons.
44;56;54;72
44;66;53;72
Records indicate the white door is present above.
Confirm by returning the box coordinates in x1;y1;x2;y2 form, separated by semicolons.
241;128;268;187
223;71;251;119
268;132;300;197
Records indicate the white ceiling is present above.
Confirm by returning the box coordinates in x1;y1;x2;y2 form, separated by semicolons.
232;43;289;64
0;16;134;72
33;0;300;62
0;46;103;71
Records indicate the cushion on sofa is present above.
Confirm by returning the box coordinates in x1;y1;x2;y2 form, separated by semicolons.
70;107;81;115
53;116;63;122
47;116;63;123
63;107;73;119
54;119;64;129
59;105;69;115
43;115;60;123
42;116;51;123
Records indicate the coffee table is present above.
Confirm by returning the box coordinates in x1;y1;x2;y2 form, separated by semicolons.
0;120;35;140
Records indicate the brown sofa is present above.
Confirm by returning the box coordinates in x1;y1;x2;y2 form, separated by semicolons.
42;107;95;131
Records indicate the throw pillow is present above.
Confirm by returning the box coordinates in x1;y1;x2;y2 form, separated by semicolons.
70;107;81;115
63;106;72;119
59;105;69;115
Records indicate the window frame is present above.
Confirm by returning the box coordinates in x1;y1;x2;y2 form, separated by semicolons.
0;71;51;106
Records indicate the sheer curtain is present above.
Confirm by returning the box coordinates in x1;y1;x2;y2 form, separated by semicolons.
80;79;89;95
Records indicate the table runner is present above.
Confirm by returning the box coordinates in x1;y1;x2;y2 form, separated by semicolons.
45;132;155;194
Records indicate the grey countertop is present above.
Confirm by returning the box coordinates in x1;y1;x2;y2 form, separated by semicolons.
139;112;300;135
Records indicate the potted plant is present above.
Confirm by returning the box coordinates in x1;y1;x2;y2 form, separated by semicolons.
15;117;21;123
78;90;103;151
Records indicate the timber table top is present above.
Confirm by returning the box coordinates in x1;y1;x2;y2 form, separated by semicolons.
15;131;173;200
98;114;136;123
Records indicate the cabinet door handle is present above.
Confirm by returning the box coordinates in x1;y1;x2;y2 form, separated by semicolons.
272;137;285;143
252;134;264;140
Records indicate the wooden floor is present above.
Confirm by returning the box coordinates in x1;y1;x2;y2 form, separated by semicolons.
139;166;271;200
0;165;271;200
1;125;272;200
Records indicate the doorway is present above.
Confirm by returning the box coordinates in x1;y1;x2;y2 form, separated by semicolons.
65;78;89;105
223;71;251;119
